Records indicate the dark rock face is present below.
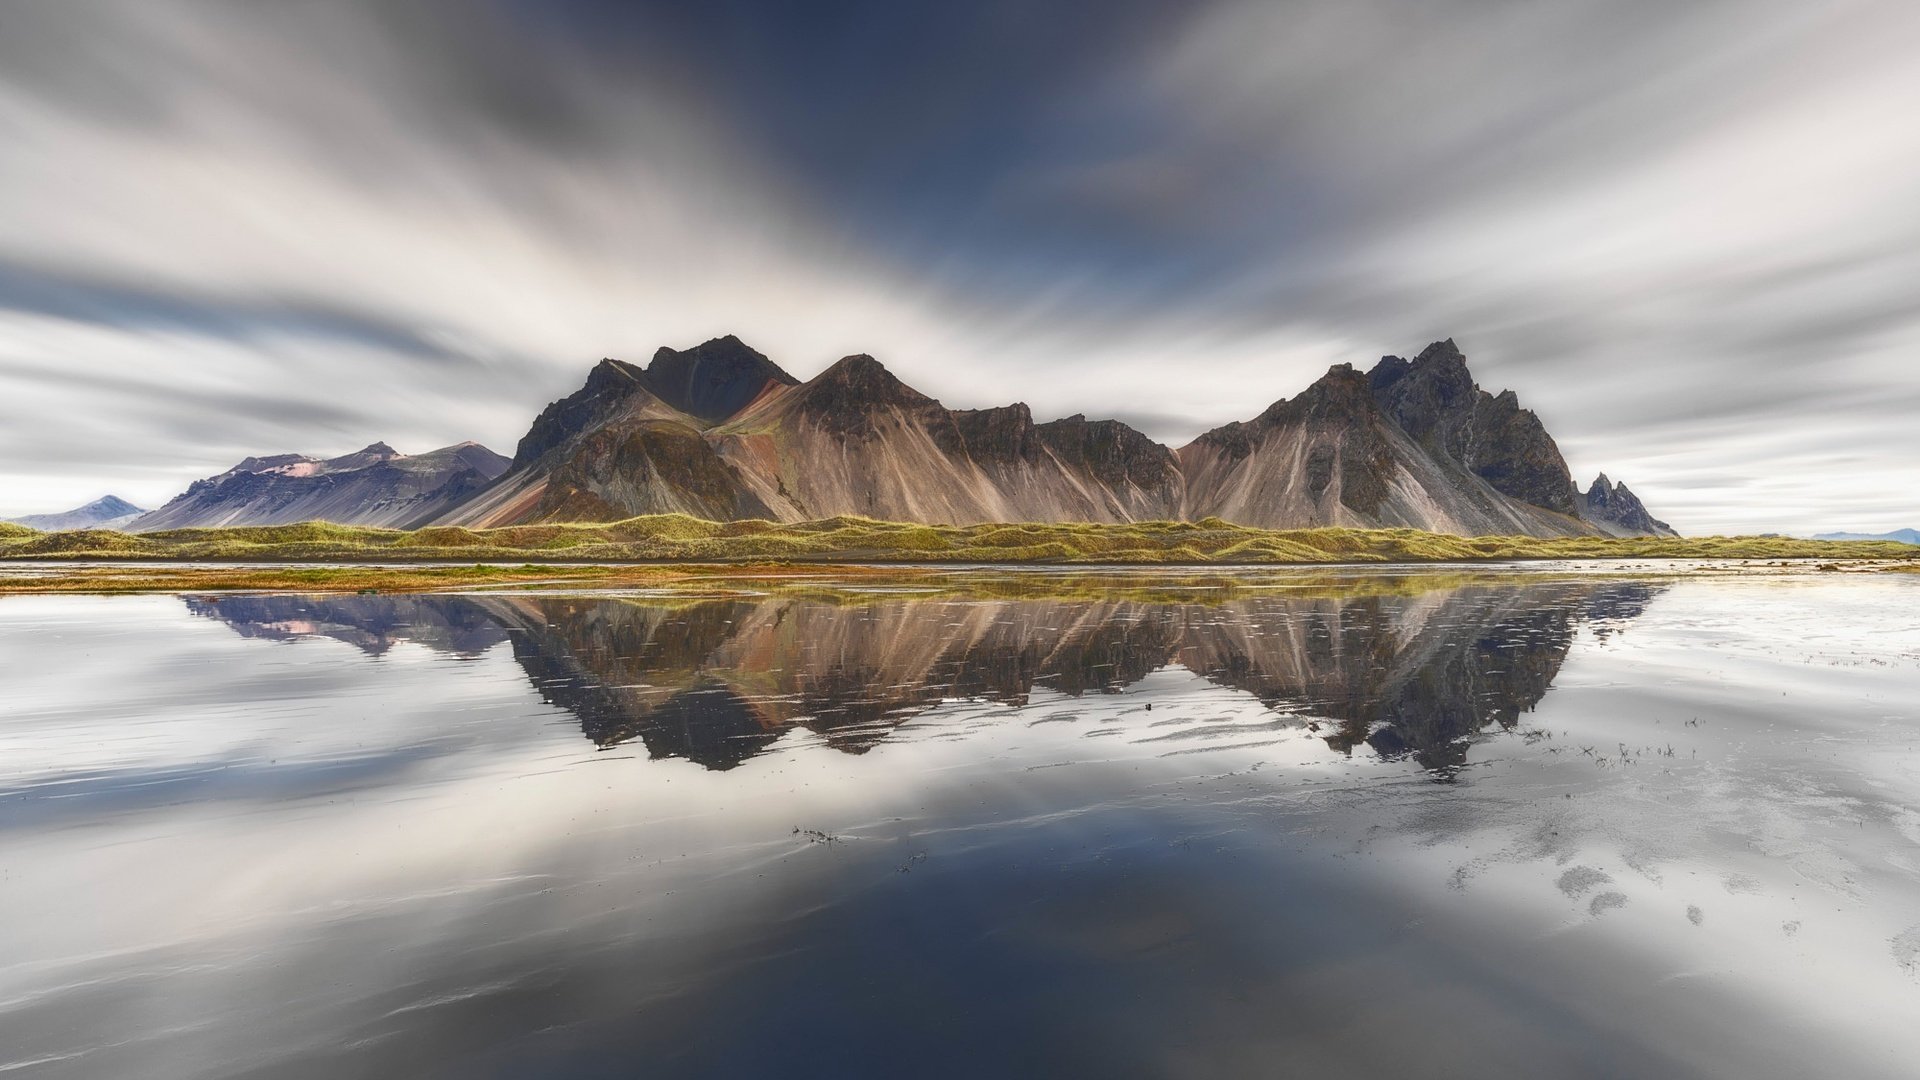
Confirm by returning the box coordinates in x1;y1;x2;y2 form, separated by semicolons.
512;358;653;468
790;354;939;438
942;403;1043;465
515;338;799;467
1370;339;1579;515
640;334;798;425
1035;414;1180;490
1184;365;1401;517
1579;474;1677;537
535;420;774;523
1264;365;1397;515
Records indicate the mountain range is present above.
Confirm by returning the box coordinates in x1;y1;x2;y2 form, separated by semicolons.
437;335;1672;538
1812;528;1919;545
76;335;1675;538
131;442;509;530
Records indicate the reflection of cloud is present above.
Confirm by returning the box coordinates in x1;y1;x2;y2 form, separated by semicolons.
7;576;1920;1077
1;1;1917;531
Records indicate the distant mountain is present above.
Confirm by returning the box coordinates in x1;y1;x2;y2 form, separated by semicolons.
1578;473;1678;538
436;334;1673;538
5;495;146;531
133;442;509;530
1812;528;1919;544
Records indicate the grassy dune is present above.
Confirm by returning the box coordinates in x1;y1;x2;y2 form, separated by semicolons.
0;563;1632;600
3;514;1916;567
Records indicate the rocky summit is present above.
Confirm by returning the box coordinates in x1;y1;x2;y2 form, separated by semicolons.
432;335;1674;537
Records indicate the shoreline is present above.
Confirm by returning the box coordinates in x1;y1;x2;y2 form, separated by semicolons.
1;555;1911;597
4;515;1916;573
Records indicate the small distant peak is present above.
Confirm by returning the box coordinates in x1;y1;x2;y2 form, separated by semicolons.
359;441;398;457
1590;472;1613;493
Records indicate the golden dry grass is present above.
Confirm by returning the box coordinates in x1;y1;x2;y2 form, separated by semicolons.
1;512;1913;596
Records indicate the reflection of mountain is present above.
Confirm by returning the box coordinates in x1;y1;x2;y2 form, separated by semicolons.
181;594;508;657
190;581;1664;773
465;595;1187;769
1179;583;1661;772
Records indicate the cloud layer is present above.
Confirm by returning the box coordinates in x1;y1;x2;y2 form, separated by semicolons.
1;0;1916;533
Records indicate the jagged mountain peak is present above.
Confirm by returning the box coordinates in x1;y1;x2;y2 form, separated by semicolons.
641;335;797;425
584;356;648;390
1256;363;1378;425
1370;340;1576;516
358;441;399;457
1302;362;1370;398
1369;354;1411;390
512;358;681;468
1385;339;1476;403
1579;473;1675;537
1412;337;1467;366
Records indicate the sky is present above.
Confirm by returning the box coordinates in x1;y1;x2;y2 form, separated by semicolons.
1;0;1917;534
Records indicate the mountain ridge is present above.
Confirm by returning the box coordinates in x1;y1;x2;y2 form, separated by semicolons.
1812;528;1918;545
435;335;1673;537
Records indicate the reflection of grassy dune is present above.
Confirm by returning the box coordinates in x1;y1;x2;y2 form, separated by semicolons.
5;513;1919;566
0;562;1584;599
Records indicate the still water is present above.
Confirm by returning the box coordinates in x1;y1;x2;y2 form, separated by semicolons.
2;568;1918;1078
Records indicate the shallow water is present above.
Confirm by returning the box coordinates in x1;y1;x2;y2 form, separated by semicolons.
2;570;1918;1078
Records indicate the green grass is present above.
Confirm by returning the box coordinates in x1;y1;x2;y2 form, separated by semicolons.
2;514;1916;573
